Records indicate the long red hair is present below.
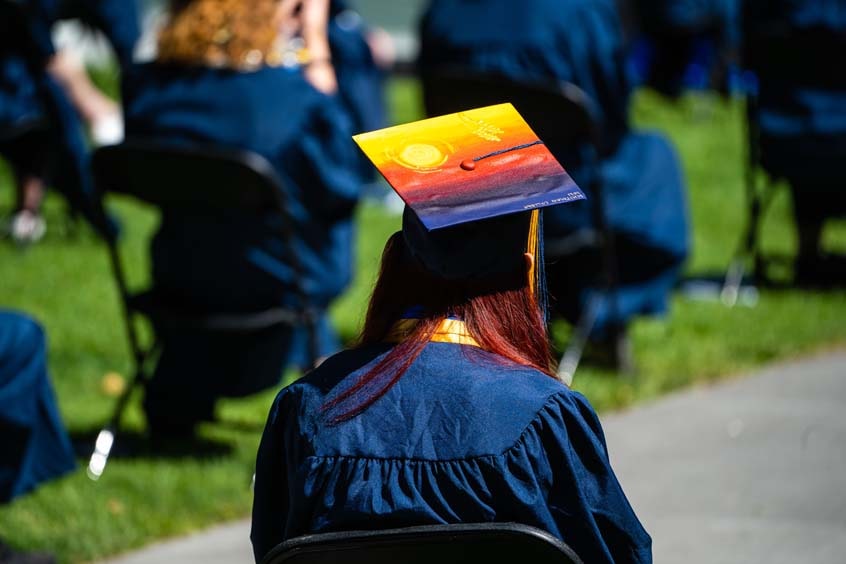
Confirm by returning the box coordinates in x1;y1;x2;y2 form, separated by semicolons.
322;232;556;423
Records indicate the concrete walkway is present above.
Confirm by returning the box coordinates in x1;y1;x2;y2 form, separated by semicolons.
101;351;846;564
604;350;846;564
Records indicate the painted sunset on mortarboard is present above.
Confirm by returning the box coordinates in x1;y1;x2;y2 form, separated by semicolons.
353;103;585;230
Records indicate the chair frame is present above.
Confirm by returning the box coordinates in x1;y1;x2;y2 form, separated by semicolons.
262;523;583;564
86;139;319;479
420;68;626;382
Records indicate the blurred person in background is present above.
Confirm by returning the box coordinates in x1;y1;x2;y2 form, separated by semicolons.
328;0;393;185
0;0;140;243
418;0;689;364
0;311;76;564
625;0;740;97
329;0;392;136
121;0;362;438
744;0;846;286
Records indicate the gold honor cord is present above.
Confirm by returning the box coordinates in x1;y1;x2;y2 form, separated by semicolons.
385;318;481;348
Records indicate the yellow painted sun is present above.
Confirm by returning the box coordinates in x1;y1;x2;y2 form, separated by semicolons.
387;139;453;171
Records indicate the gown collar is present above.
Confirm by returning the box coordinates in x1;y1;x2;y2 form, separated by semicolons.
385;318;480;348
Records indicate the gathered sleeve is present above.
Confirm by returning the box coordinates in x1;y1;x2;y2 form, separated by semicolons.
251;389;295;563
529;391;652;563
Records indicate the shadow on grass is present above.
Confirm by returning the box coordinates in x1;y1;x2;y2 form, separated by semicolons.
680;268;846;295
70;427;233;461
213;418;267;434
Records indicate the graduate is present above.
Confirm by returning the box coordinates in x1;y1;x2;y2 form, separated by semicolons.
329;0;390;136
0;0;140;242
121;0;362;436
418;0;689;353
251;105;651;564
0;311;75;564
626;0;741;96
743;0;846;285
328;0;392;182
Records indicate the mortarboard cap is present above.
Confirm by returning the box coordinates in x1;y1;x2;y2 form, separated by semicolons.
353;103;585;281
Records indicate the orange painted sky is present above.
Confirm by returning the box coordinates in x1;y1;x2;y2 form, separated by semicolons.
353;103;583;229
353;103;548;199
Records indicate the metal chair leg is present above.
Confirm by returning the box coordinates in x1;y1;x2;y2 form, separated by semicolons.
557;151;626;385
557;294;601;386
87;336;160;480
87;374;135;480
88;240;147;480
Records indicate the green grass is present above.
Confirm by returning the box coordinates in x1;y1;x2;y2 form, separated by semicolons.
1;79;844;562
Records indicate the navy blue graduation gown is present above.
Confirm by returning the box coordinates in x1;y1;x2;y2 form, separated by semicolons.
330;0;387;135
252;341;652;563
0;0;140;237
122;63;362;427
628;0;741;96
419;0;689;336
0;311;75;503
745;0;846;217
25;0;139;67
420;0;630;153
329;0;387;183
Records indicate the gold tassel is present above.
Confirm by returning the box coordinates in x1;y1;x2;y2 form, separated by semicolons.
527;209;540;296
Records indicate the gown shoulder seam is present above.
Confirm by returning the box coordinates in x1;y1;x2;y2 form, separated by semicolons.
306;390;580;464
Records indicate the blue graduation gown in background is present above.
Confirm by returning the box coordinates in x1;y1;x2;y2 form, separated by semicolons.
0;0;140;237
122;64;362;427
421;0;630;153
330;0;387;135
627;0;740;95
419;0;689;336
329;0;387;183
25;0;140;67
252;342;652;563
745;0;846;218
0;311;75;503
634;0;738;33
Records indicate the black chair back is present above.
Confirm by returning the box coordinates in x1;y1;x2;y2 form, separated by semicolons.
262;523;583;564
0;119;48;145
0;1;31;51
743;23;846;90
92;140;288;214
85;140;319;480
422;68;599;154
91;139;306;318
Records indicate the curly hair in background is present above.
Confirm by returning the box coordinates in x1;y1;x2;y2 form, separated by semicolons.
157;0;285;69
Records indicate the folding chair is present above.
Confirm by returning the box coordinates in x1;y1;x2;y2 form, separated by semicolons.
421;68;625;383
721;24;846;303
262;523;583;564
86;140;320;479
